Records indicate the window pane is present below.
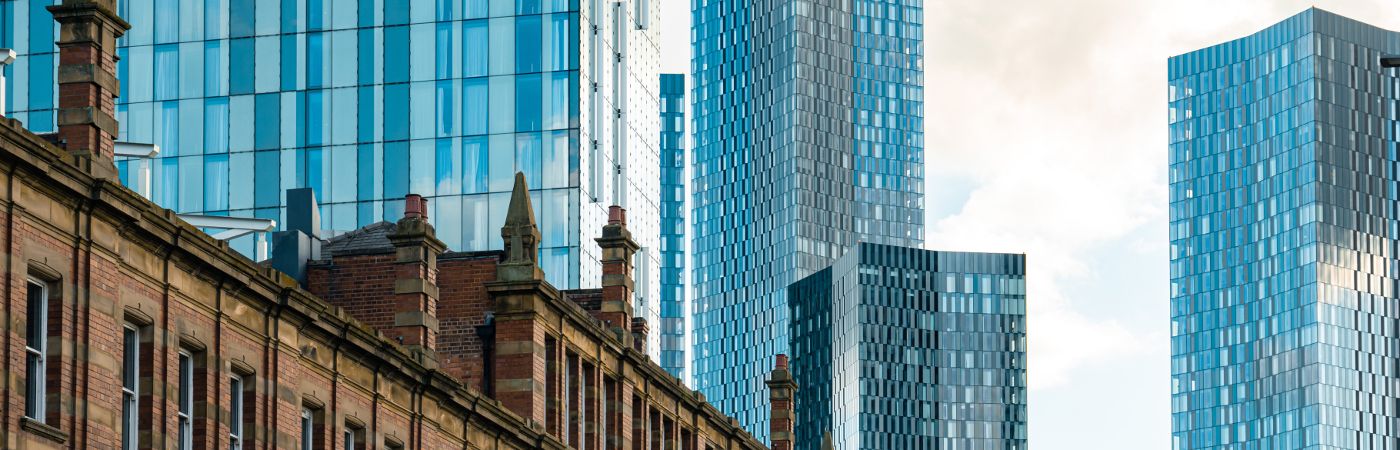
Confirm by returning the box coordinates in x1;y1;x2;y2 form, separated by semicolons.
254;150;281;208
515;74;541;132
515;132;541;184
25;282;43;346
515;15;540;73
463;78;487;136
463;20;487;78
487;76;514;134
462;194;488;250
462;137;487;194
488;18;514;76
488;134;513;192
384;142;409;199
409;140;435;196
204;155;230;211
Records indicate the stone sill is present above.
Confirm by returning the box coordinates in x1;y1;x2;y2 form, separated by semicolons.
20;416;68;443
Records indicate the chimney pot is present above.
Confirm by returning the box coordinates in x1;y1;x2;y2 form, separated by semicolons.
420;197;429;220
776;354;789;369
608;206;626;225
404;194;423;219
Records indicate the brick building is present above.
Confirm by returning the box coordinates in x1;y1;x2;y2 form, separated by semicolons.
0;1;796;449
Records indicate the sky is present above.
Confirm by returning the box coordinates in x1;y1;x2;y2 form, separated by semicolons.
659;1;1400;449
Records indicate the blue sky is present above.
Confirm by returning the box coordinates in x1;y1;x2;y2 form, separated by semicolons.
659;1;1400;448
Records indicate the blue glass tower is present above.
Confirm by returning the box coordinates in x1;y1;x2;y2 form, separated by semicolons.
0;0;668;352
789;244;1027;450
1169;9;1400;449
691;0;926;437
658;73;687;381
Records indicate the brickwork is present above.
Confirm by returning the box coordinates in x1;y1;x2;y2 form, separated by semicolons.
0;115;585;449
434;254;499;389
767;356;796;450
0;6;779;448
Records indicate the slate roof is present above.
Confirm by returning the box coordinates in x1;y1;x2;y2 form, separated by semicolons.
322;221;397;257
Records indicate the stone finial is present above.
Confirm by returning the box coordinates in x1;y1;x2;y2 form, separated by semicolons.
498;172;544;281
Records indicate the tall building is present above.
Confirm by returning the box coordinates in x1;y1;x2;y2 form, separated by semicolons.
0;0;667;354
0;1;771;447
788;243;1027;450
1169;9;1400;449
690;0;926;435
658;72;688;381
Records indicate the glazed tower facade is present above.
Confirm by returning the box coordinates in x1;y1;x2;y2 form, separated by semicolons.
691;0;926;438
0;0;667;353
1169;9;1400;449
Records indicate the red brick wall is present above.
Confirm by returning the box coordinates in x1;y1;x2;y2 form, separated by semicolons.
307;253;397;331
435;254;498;389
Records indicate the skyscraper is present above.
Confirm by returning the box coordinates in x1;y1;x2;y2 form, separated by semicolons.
789;244;1027;450
691;0;926;436
0;0;666;353
658;72;688;381
1169;9;1400;449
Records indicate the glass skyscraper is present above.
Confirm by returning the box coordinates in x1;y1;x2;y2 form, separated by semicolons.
1169;9;1400;449
789;243;1027;450
0;0;666;351
658;72;687;381
691;0;926;436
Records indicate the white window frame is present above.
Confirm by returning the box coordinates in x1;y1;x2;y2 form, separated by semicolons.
121;324;140;450
301;408;314;450
230;374;244;450
23;279;47;420
177;351;194;450
343;426;355;450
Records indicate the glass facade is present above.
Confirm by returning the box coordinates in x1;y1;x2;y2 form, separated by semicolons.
0;0;665;351
789;243;1027;450
690;0;925;437
658;73;687;381
1168;9;1400;450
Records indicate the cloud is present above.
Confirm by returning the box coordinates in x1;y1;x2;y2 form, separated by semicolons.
921;0;1400;448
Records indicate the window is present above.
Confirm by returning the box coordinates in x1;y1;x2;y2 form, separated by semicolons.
301;408;314;450
344;422;365;450
121;325;140;450
178;351;194;450
24;279;47;420
633;0;649;29
230;374;245;450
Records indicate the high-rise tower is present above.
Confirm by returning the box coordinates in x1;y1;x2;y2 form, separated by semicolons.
658;72;688;380
790;244;1027;450
1169;9;1400;449
691;0;925;437
0;0;666;355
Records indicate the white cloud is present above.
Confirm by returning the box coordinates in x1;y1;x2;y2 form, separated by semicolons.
921;0;1400;448
655;1;1400;448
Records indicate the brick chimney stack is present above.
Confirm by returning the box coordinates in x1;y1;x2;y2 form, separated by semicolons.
595;205;639;341
385;194;447;367
767;354;797;450
630;317;649;353
48;0;129;179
